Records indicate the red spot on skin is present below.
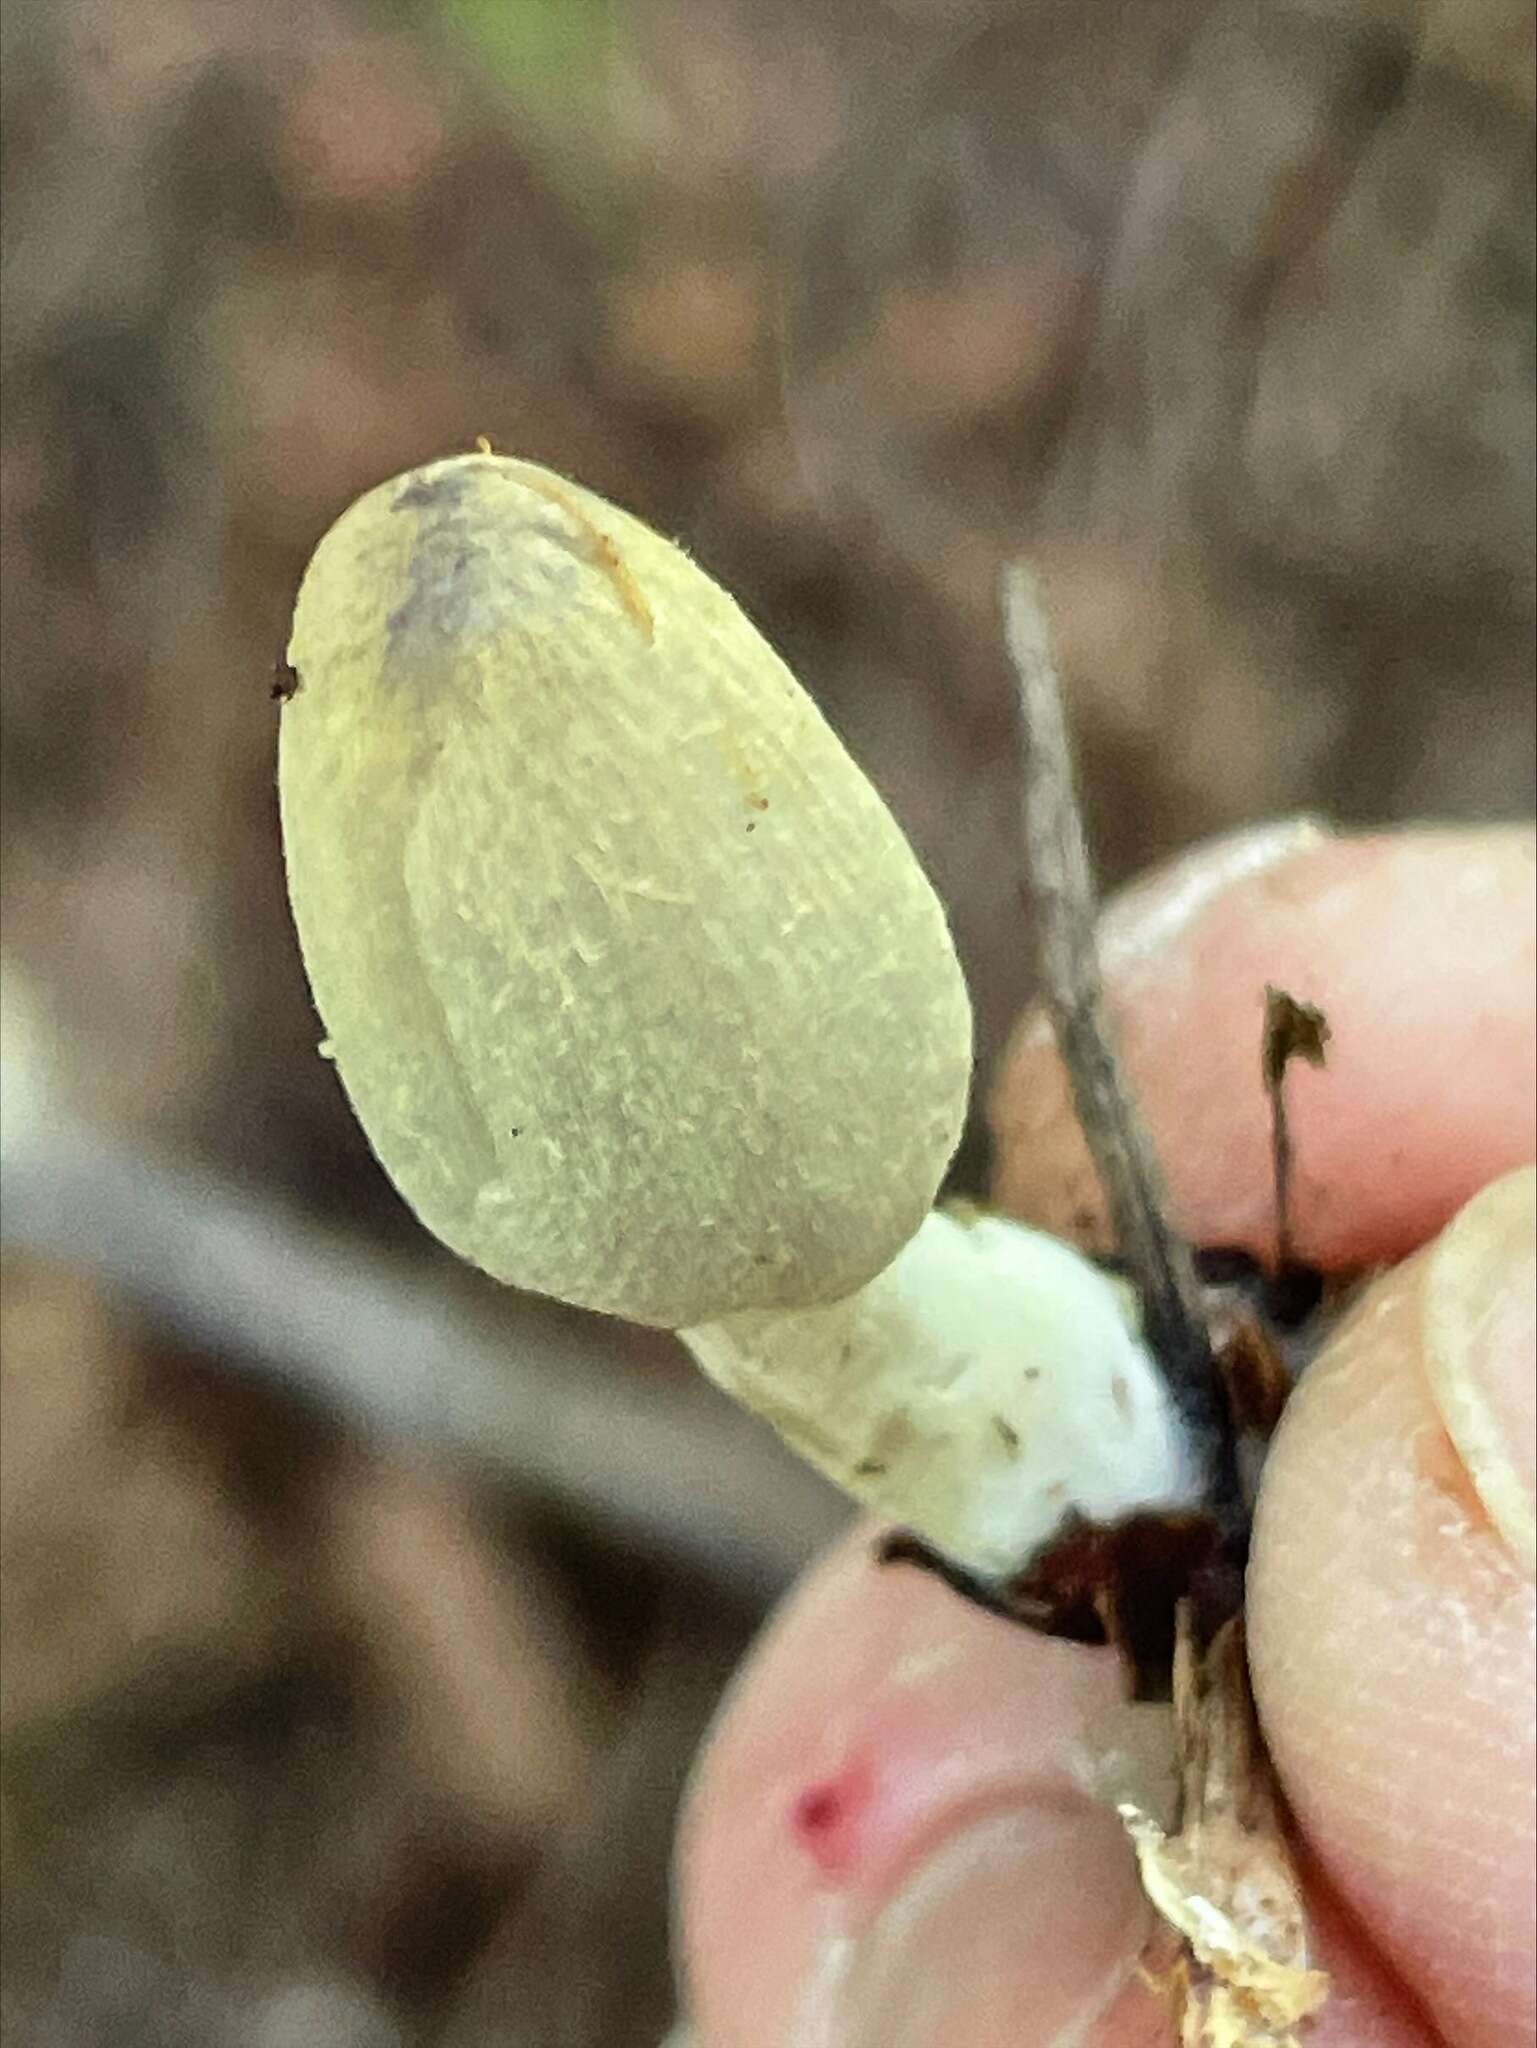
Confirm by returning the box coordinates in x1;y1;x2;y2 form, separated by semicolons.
790;1759;875;1881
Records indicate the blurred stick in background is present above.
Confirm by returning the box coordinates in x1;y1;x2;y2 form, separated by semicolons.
0;1119;845;1598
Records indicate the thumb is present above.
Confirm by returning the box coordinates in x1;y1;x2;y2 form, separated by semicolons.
1249;1166;1537;2048
676;1529;1164;2048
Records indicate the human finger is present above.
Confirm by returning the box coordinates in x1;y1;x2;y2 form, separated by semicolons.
990;822;1535;1268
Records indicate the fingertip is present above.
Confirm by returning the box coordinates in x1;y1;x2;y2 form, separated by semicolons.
677;1530;1166;2047
991;823;1536;1268
1247;1188;1536;2048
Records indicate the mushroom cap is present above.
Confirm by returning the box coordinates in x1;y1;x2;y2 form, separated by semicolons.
280;454;972;1327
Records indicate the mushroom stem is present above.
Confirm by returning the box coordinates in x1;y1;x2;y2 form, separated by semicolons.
682;1208;1208;1583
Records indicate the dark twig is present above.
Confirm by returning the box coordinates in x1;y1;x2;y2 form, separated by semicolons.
1002;564;1222;1455
1261;985;1330;1272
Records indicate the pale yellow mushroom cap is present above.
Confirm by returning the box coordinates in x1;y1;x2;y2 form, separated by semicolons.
279;453;972;1327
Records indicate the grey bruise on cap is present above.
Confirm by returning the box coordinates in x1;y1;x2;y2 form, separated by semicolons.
386;467;609;656
391;466;477;513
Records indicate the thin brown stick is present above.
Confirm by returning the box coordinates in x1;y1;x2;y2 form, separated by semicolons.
1002;563;1220;1446
1261;985;1330;1272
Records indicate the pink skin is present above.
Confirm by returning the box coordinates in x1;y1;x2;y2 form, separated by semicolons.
990;824;1536;1269
677;823;1535;2048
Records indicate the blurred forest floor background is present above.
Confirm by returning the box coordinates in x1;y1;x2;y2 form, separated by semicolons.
1;1;1532;2043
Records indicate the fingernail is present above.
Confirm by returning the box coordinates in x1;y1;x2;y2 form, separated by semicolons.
1424;1166;1537;1575
840;1801;1148;2048
1096;816;1329;974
